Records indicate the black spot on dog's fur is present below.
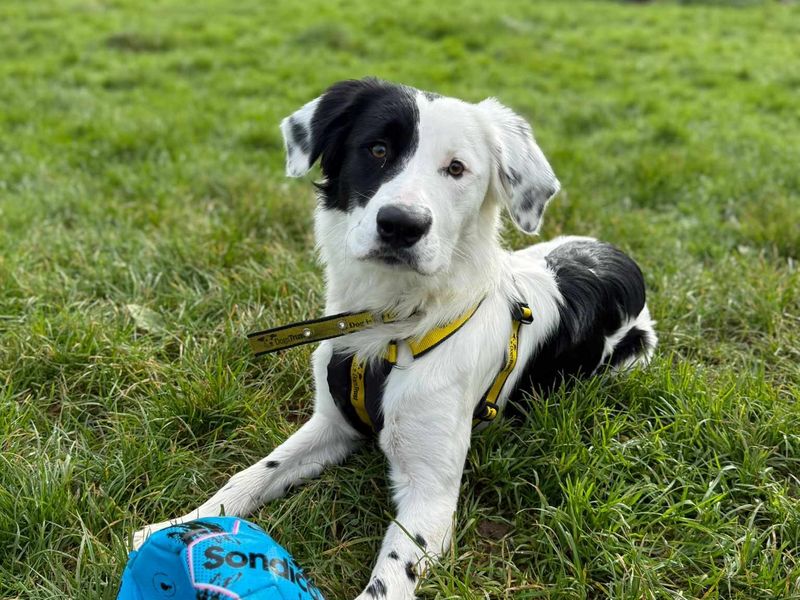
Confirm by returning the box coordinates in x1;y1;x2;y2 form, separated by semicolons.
518;186;555;216
519;188;539;212
265;460;280;469
307;78;420;212
608;326;649;367
414;533;427;548
365;577;387;598
405;561;417;581
509;240;647;414
505;167;522;187
289;119;310;154
388;550;399;560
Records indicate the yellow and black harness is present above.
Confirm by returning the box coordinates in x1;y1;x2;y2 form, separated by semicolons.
248;301;533;436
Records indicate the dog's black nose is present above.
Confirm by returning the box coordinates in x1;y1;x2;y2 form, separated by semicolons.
376;205;432;248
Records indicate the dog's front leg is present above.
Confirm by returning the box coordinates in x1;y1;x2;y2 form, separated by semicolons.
355;413;472;600
133;410;360;548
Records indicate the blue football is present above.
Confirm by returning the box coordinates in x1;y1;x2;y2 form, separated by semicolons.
118;517;325;599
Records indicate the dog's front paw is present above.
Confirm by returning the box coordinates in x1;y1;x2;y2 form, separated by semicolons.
132;525;160;550
354;576;414;600
131;520;171;550
355;577;386;600
131;527;151;550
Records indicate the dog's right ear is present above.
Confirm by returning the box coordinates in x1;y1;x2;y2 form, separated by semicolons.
280;78;381;178
280;95;321;177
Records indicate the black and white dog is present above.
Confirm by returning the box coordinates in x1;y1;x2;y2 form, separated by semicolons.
134;78;657;599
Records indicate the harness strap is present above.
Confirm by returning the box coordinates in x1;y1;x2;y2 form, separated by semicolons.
386;302;483;364
327;353;390;436
349;356;371;429
472;302;533;427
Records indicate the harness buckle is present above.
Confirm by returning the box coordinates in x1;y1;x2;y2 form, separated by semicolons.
473;400;499;423
512;302;534;324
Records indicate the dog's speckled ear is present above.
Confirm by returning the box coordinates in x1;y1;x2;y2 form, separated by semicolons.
280;97;321;177
479;98;560;234
280;78;384;178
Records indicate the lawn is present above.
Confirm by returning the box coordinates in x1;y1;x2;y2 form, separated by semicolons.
1;0;799;598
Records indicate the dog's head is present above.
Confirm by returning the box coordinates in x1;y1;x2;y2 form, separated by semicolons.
281;78;559;276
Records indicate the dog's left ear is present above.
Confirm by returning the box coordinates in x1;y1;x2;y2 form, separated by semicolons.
479;98;560;234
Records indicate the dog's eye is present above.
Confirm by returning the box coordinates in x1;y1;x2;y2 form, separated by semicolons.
446;160;465;178
369;143;388;159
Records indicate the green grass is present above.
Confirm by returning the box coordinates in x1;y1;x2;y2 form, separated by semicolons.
1;0;799;598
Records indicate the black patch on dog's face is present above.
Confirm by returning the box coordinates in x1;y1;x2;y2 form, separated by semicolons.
309;79;420;212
